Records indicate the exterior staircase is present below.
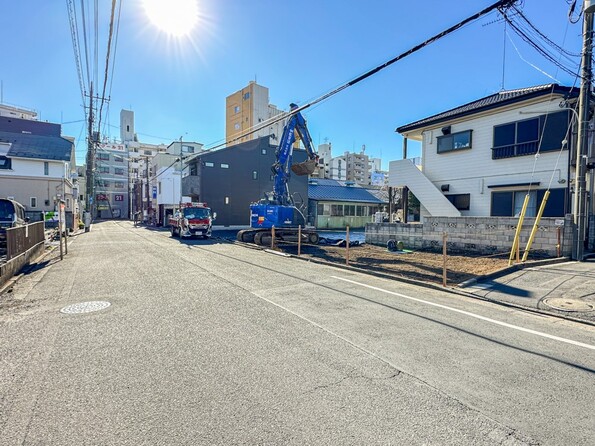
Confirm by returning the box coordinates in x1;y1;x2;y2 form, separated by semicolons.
389;159;460;217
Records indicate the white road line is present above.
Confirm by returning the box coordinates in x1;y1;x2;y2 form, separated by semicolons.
332;276;595;351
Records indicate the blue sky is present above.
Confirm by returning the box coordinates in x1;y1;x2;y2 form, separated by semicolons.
0;0;584;170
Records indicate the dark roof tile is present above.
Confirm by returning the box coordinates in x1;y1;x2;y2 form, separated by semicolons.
396;84;576;134
0;131;73;161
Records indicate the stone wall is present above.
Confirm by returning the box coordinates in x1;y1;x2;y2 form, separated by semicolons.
366;216;573;258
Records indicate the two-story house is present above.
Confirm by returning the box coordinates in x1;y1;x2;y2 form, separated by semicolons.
392;84;577;220
0;116;78;226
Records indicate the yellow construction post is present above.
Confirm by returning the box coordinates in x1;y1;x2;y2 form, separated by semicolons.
508;194;530;266
522;190;550;262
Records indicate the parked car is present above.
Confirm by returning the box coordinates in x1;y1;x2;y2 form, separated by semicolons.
0;198;28;253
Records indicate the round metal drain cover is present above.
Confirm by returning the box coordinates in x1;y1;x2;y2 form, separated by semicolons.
60;301;111;314
543;298;594;312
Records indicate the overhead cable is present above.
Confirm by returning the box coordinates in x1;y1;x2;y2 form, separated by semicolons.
205;0;519;152
66;0;87;109
79;0;92;87
97;0;118;137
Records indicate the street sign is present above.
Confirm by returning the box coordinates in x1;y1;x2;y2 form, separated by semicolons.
152;186;157;199
59;203;66;233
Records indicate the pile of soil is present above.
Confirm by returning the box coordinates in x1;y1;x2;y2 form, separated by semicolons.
278;243;510;286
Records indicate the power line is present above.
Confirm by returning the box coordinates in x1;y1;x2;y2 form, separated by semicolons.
503;5;581;79
97;0;118;134
94;0;99;88
65;0;87;109
79;0;92;87
204;0;519;152
106;0;122;108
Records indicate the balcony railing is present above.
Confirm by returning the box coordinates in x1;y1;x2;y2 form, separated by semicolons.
492;141;538;159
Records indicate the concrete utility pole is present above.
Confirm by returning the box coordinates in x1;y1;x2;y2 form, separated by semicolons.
145;157;150;221
179;136;184;210
86;82;95;216
402;137;409;223
574;1;595;260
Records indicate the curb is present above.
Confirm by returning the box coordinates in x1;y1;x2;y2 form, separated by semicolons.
457;257;571;288
234;241;595;327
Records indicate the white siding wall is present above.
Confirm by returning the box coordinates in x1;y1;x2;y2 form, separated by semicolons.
3;158;65;178
157;166;180;206
420;98;569;216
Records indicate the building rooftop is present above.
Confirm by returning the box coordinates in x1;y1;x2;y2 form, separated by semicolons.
308;178;385;203
0;131;73;162
396;84;576;134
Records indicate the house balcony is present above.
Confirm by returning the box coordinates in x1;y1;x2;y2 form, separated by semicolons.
492;141;538;160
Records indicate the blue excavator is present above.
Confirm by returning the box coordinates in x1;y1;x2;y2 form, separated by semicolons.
237;103;320;245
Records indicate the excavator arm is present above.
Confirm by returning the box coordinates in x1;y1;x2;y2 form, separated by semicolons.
271;103;318;205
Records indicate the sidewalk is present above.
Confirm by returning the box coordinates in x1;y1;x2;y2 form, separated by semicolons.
460;259;595;325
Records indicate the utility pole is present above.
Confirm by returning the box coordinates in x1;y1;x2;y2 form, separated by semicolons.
86;82;95;217
574;2;595;260
145;157;150;221
402;137;409;223
179;136;184;210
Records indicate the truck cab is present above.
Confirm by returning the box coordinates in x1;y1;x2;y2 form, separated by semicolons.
169;202;216;239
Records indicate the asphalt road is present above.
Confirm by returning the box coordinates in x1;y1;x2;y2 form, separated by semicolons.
0;221;593;445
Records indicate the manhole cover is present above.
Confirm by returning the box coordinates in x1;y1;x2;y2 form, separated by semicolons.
60;301;111;314
543;298;594;312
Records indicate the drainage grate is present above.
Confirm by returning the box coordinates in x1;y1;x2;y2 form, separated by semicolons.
543;298;594;312
60;301;111;314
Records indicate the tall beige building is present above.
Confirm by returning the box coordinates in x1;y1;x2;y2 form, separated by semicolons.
225;81;285;145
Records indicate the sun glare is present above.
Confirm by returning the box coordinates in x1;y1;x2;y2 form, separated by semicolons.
143;0;198;37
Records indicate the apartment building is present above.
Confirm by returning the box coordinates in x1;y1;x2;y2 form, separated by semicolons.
225;81;285;145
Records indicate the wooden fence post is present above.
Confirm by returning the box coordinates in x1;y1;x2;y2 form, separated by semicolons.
346;225;350;266
442;232;447;287
271;225;275;250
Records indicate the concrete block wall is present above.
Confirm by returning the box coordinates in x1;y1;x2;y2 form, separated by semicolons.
366;216;573;257
365;223;424;250
0;242;44;288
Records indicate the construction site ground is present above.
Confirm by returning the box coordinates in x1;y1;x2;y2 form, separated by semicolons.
276;242;510;286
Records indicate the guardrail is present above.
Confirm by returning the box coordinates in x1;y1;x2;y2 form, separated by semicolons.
6;222;45;260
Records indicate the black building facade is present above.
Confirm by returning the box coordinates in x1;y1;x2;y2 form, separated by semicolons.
183;136;308;227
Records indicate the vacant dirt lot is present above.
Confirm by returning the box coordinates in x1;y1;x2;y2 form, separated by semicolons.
278;243;510;286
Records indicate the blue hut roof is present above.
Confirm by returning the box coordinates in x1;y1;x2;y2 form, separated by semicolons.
308;178;385;203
